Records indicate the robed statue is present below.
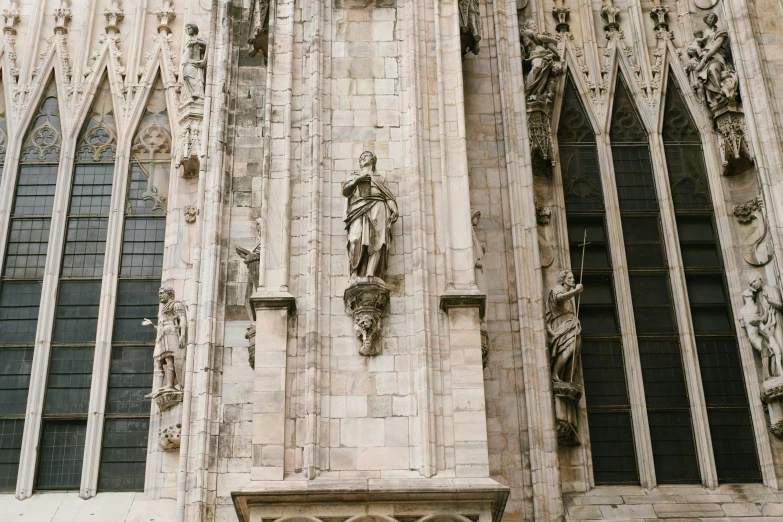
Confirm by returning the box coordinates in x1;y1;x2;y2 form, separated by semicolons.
180;23;208;102
343;151;398;281
741;275;783;380
546;270;584;383
520;19;563;104
144;286;188;394
688;13;739;109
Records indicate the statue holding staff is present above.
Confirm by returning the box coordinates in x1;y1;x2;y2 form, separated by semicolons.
144;286;188;394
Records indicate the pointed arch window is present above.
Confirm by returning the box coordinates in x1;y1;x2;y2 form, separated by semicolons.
0;81;62;491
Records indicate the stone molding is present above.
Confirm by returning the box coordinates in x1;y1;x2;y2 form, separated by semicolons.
249;291;297;318
232;479;510;522
439;289;486;319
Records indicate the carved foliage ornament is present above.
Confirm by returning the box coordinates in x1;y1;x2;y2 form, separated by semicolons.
733;197;772;266
459;0;482;56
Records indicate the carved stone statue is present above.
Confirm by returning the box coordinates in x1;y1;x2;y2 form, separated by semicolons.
248;0;270;64
742;275;783;380
343;151;398;281
547;270;583;383
691;13;738;109
158;423;182;451
520;19;563;104
471;210;486;270
144;287;188;398
179;23;208;102
343;152;397;357
684;32;706;105
459;0;482;56
236;217;262;303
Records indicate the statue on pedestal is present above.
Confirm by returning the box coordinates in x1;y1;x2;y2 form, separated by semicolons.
520;19;563;105
342;151;398;356
144;286;188;410
692;13;738;110
179;23;208;102
741;275;783;380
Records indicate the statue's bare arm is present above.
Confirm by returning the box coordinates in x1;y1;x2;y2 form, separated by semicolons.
554;285;584;303
697;34;725;71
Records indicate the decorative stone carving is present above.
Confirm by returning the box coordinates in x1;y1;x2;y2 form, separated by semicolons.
155;0;176;34
535;204;551;225
714;102;753;174
547;270;584;445
341;151;396;356
345;277;389;357
471;210;486;270
536;205;554;268
53;1;72;34
248;0;271;65
159;423;182;450
144;287;188;408
179;23;208;102
459;0;482;56
761;376;783;439
176;109;203;178
184;205;198;223
103;1;124;34
552;0;570;33
520;19;563;172
472;210;491;368
741;275;783;381
2;2;20;82
245;324;256;369
733;197;772;266
650;4;669;32
600;2;621;33
237;218;263;318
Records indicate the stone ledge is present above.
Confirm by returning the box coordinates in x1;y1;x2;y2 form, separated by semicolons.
249;291;296;319
232;478;509;522
439;289;486;319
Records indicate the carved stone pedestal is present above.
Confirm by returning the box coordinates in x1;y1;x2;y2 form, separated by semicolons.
176;100;204;178
146;387;183;411
527;100;555;174
344;277;390;356
761;376;783;437
553;380;582;446
713;101;753;175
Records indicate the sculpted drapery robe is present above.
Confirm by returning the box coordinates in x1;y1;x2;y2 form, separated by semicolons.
344;173;398;280
155;298;188;389
546;284;582;381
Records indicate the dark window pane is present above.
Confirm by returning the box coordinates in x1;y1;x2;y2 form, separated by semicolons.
120;218;165;276
707;408;762;483
581;339;628;407
36;420;86;490
621;216;665;269
12;165;58;216
98;418;149;491
43;347;93;415
0;348;34;415
0;281;42;344
648;410;700;483
665;147;712;211
628;275;676;334
613;146;658;211
69;164;114;215
3;218;50;278
61;218;108;277
52;280;101;343
106;346;154;414
557;78;596;144
127;163;165;215
686;274;733;334
561;147;604;212
610;80;648;144
0;420;24;491
579;273;619;335
677;216;721;268
113;280;160;343
587;412;639;484
696;337;749;406
638;340;689;408
568;217;610;270
662;83;701;143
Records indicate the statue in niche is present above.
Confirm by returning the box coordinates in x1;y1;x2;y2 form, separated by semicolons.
459;0;482;56
343;151;398;281
520;19;563;105
144;287;188;398
343;151;397;357
741;275;783;380
547;270;583;383
689;13;739;109
471;210;486;270
179;23;208;102
684;33;707;105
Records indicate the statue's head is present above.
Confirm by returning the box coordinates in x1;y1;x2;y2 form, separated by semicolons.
693;30;704;38
524;19;538;32
159;286;176;303
748;274;763;291
359;151;377;171
557;270;575;287
186;23;199;36
703;13;718;27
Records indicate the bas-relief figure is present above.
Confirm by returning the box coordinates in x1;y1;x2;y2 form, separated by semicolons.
342;151;397;357
459;0;482;56
180;23;208;102
144;286;188;408
741;275;783;381
547;270;584;446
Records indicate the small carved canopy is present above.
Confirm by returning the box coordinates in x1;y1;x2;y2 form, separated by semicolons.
21;80;62;163
75;76;117;163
